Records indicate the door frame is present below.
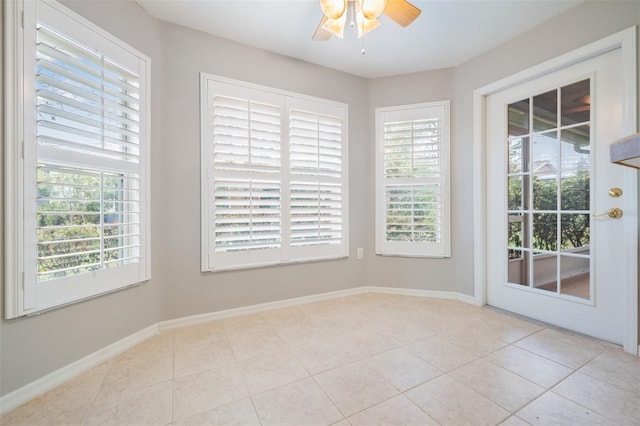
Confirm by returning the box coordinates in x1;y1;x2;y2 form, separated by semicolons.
472;27;638;354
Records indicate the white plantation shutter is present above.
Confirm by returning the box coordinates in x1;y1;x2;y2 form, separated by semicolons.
202;76;348;271
289;102;344;248
376;102;450;257
5;0;150;318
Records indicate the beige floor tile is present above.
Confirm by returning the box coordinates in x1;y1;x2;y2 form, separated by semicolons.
439;326;510;356
173;342;235;378
376;319;440;344
364;348;441;391
0;402;91;426
252;378;343;426
174;326;211;348
289;335;363;375
172;364;249;421
477;317;543;343
405;335;478;372
173;397;260;426
226;329;289;361
552;372;640;423
314;361;399;417
329;420;351;426
238;351;309;395
84;381;172;426
578;349;640;394
0;364;109;426
96;352;173;404
516;392;610;425
406;375;510;426
347;394;438;426
500;415;531;426
485;345;573;388
514;331;604;369
111;333;174;365
449;359;545;412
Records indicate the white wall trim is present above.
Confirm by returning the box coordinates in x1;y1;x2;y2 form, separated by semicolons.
158;287;367;331
0;285;480;414
0;324;158;415
473;26;638;355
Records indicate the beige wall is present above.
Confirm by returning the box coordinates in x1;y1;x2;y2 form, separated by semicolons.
1;0;638;397
0;0;167;397
158;22;369;320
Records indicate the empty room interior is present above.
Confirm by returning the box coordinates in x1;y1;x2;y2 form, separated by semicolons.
1;0;640;425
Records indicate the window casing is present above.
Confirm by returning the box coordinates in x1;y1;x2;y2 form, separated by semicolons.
375;101;450;258
201;74;349;271
4;0;151;318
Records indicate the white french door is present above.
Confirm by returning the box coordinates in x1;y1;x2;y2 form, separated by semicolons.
484;32;637;346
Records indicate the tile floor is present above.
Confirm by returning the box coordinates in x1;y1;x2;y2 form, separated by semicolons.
1;292;639;425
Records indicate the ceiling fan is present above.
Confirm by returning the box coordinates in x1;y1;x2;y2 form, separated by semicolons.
313;0;421;41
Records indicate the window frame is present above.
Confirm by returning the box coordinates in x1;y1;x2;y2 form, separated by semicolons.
200;73;349;272
375;101;451;258
4;0;151;318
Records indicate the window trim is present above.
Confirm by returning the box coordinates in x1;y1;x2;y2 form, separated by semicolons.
200;73;349;272
374;101;451;258
4;0;151;318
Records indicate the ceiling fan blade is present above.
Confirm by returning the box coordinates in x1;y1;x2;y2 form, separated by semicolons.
383;0;421;27
313;16;332;41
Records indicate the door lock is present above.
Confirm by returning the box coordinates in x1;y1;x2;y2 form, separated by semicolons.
608;187;623;198
593;207;623;219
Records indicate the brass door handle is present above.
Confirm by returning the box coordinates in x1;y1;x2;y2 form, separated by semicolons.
593;207;623;219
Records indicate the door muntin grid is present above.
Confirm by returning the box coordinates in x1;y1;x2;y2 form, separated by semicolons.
506;79;592;302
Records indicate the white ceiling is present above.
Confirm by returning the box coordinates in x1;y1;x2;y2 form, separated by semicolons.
134;0;583;78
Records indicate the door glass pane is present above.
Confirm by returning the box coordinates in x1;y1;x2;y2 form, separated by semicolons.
509;250;530;286
533;89;557;132
508;176;523;210
508;99;529;137
508;137;529;173
560;255;590;299
561;213;590;250
508;214;523;248
533;252;557;293
533;132;559;173
561;125;590;170
504;79;591;302
561;172;589;211
533;213;557;251
561;79;590;126
533;175;557;210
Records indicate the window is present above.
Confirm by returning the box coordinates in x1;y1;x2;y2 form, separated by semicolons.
375;101;450;257
201;75;348;271
4;0;151;318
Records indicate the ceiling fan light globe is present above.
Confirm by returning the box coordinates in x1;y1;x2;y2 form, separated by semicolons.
322;13;347;38
356;16;380;37
361;0;387;19
320;0;347;20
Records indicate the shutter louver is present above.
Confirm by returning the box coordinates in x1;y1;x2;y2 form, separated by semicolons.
213;96;281;173
385;184;441;243
210;91;282;261
35;25;143;282
289;105;344;248
36;26;141;171
383;117;443;244
291;183;342;246
376;102;449;258
213;180;281;252
203;76;348;271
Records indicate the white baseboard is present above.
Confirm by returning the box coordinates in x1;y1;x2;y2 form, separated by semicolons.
366;286;481;306
0;324;158;415
0;285;478;415
158;287;368;331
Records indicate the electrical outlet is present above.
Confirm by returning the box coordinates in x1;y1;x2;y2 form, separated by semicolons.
357;248;364;259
